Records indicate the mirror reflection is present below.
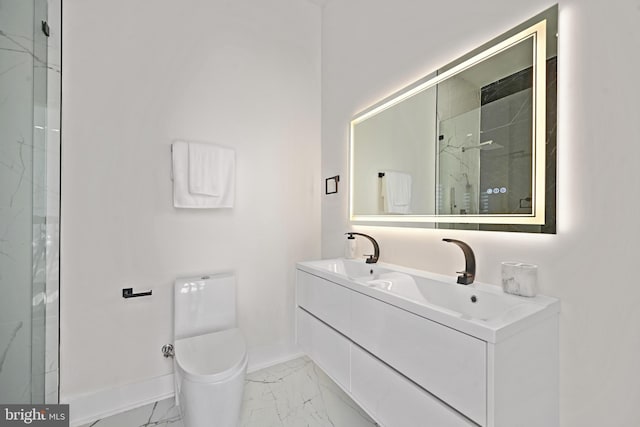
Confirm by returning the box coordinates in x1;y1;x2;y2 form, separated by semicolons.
350;6;557;232
437;36;534;216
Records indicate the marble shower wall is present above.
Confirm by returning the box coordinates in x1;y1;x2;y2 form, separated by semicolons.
0;0;60;404
0;0;38;403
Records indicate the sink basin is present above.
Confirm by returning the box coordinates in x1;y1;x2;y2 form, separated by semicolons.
313;257;392;279
297;258;559;342
365;271;531;321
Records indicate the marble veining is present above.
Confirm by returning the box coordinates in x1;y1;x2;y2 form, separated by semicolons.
0;321;23;374
10;137;27;207
78;357;378;427
0;29;60;74
241;357;376;427
81;398;182;427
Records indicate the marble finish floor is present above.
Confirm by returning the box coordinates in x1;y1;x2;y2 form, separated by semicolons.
79;356;377;427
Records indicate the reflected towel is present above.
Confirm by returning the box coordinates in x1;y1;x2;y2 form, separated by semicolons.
172;141;235;208
381;171;412;214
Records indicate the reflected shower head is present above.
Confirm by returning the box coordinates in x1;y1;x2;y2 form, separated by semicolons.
461;140;503;152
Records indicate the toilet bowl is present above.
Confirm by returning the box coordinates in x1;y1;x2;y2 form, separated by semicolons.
173;273;247;427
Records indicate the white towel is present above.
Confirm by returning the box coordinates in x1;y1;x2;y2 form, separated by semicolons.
172;141;235;208
381;171;412;214
188;142;220;196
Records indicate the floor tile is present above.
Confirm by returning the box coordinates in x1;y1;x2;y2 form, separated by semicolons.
78;357;377;427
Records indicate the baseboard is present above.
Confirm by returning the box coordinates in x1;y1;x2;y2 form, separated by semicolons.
247;351;305;374
64;350;305;426
64;374;175;427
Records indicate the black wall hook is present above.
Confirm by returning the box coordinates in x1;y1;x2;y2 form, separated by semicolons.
41;20;50;37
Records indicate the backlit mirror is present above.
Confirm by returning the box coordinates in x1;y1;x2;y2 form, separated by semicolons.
350;5;557;233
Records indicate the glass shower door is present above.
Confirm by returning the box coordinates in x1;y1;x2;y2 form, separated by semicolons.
0;0;60;404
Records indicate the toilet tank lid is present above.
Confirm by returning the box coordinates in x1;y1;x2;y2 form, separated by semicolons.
175;328;246;382
174;272;237;340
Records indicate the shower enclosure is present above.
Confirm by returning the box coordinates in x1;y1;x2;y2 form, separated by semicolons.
0;0;60;403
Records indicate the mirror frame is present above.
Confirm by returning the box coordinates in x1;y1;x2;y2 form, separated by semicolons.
349;6;557;230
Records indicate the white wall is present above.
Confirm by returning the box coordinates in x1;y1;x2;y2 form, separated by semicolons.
321;1;640;426
61;0;321;402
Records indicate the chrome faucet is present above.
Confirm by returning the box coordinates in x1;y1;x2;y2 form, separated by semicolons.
442;238;475;285
345;232;380;264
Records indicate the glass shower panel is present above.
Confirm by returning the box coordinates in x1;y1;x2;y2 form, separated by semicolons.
0;0;60;404
43;0;61;405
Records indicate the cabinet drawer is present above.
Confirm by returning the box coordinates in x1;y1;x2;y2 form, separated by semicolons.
351;290;486;425
296;308;350;390
296;270;351;335
351;345;475;427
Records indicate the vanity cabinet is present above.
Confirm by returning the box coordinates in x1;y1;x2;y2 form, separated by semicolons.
350;342;474;427
298;308;474;426
350;288;486;423
296;306;350;390
297;269;351;335
296;268;559;427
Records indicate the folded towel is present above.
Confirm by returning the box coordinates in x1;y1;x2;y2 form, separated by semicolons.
188;142;220;196
381;171;412;214
172;141;235;208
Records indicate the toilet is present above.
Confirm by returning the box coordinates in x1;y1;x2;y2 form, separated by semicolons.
173;273;248;427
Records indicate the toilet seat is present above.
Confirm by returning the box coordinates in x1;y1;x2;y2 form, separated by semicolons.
175;328;247;384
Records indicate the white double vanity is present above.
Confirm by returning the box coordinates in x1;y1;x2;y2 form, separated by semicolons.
295;259;559;427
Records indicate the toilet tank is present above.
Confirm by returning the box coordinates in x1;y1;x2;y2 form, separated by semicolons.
174;272;236;340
